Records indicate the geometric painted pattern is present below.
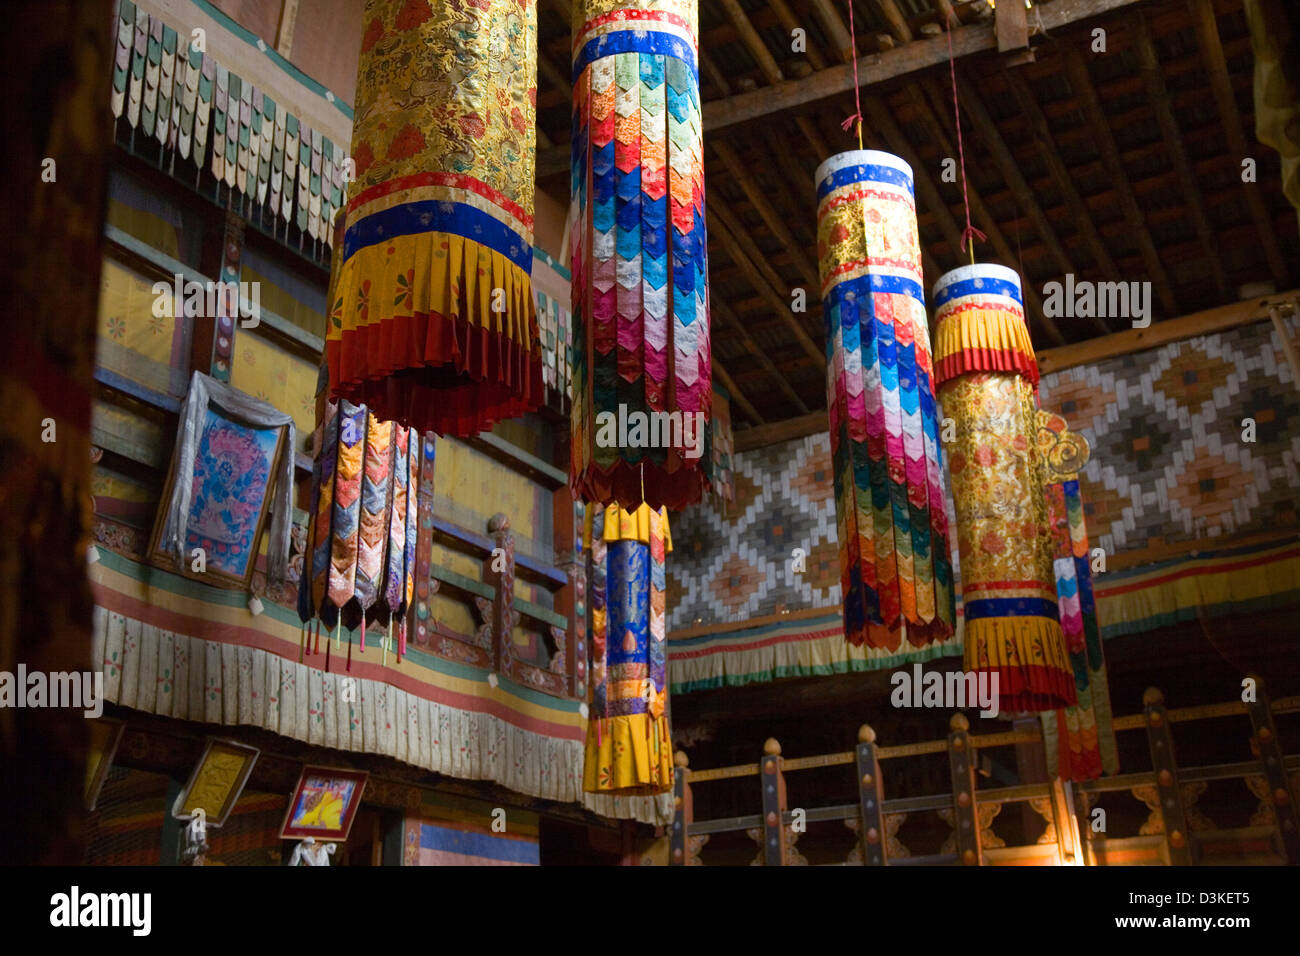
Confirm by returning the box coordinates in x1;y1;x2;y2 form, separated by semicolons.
1038;319;1300;556
668;433;839;630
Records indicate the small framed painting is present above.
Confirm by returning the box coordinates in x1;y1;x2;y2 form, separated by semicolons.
149;397;289;589
171;737;260;827
84;717;126;812
279;766;369;842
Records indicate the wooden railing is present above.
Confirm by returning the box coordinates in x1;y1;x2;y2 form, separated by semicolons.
666;683;1300;866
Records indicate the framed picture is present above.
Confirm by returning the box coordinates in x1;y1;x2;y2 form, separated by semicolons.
279;766;369;842
84;717;126;812
148;387;290;589
170;737;260;827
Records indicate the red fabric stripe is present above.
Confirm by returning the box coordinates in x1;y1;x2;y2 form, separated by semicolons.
347;171;532;228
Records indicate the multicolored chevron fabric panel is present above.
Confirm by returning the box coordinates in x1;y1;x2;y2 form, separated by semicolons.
583;503;673;795
935;264;1075;712
355;413;394;615
569;0;712;511
325;0;544;437
1042;470;1118;781
815;151;953;651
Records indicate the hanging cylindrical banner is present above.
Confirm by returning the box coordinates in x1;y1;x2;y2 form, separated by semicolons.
934;263;1075;712
325;0;544;437
816;150;954;650
569;0;712;511
583;503;673;796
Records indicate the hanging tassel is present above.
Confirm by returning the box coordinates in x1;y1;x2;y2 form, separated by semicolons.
346;631;353;672
335;618;342;652
398;618;406;661
382;620;390;668
360;615;366;653
298;626;305;664
325;633;331;672
314;619;321;656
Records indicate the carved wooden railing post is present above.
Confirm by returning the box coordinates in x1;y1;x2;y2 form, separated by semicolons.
1143;686;1194;865
554;498;587;700
855;724;887;866
759;738;788;866
1243;673;1300;863
670;750;692;866
485;513;515;675
948;713;981;866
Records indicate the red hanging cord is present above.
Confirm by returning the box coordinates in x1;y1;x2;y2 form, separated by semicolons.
945;10;986;262
841;1;864;147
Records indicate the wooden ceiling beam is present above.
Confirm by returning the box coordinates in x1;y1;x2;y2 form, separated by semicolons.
874;0;915;45
709;198;826;370
769;0;830;70
1190;0;1287;286
712;357;764;425
1063;50;1179;317
535;0;1148;174
721;0;785;85
912;81;1063;345
1132;12;1231;301
712;140;820;290
1002;68;1123;334
710;294;812;416
810;0;857;63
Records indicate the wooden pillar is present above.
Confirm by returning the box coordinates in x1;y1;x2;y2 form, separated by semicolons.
191;207;244;381
1050;778;1084;866
670;750;692;866
759;737;788;866
1142;687;1194;865
948;713;981;866
855;724;887;865
485;513;515;674
1243;673;1300;863
411;436;438;647
554;492;586;699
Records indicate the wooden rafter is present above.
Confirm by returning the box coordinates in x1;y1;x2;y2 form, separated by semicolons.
710;294;812;415
1002;67;1122;334
1131;12;1231;300
1190;0;1287;286
912;81;1063;344
712;357;765;425
712;139;820;290
1063;50;1179;316
708;198;826;370
874;0;915;45
810;0;857;63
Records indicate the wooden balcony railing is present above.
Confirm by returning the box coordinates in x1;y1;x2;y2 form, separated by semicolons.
665;682;1300;866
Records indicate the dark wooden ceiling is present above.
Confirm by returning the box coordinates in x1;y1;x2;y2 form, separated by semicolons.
533;0;1299;430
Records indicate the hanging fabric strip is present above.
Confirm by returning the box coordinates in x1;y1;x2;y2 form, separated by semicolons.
815;150;954;651
569;0;712;511
324;0;544;436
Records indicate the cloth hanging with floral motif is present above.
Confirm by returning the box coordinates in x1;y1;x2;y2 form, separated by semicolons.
325;0;544;437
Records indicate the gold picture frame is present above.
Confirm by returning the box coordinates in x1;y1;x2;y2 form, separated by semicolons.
170;736;261;827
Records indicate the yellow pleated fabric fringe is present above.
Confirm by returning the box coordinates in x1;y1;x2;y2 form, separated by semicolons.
583;713;674;796
934;304;1037;371
599;502;673;548
330;231;536;356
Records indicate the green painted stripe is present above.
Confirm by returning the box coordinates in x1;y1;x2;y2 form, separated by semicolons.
431;564;495;600
514;597;566;629
532;246;571;281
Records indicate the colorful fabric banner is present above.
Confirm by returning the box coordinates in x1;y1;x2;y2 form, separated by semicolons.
325;0;544;436
300;400;419;637
1036;411;1117;781
934;264;1075;713
584;503;674;795
568;0;713;510
815;150;954;650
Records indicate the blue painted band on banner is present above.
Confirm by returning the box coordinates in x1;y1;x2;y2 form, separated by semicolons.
343;199;533;273
826;270;926;302
933;277;1024;308
963;597;1060;621
573;31;698;85
817;163;915;201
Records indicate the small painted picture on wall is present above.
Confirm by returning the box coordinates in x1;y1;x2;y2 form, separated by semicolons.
279;767;369;842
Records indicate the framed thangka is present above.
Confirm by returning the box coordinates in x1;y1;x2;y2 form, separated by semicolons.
279;767;369;842
151;371;297;590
